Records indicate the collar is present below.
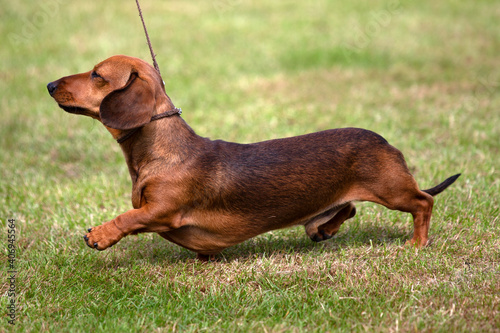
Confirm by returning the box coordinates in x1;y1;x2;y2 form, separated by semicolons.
116;107;182;144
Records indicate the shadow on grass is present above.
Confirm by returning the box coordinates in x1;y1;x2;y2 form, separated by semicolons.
86;224;411;267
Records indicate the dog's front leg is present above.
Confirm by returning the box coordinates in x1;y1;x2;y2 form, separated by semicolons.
83;205;169;251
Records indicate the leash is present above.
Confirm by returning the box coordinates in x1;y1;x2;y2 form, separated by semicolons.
116;107;182;144
120;1;182;144
135;0;161;76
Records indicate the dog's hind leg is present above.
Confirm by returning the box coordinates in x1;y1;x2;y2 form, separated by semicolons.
305;202;356;242
316;203;356;242
350;170;435;247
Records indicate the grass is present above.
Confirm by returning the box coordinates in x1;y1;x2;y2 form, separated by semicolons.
1;0;499;331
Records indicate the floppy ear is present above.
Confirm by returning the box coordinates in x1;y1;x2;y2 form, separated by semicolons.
99;73;155;130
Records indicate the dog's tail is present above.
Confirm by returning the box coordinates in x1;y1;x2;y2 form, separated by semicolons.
423;174;461;196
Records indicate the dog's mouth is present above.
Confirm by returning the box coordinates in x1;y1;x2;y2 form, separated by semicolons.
58;104;95;117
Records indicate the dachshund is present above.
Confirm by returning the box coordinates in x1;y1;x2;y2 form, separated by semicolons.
47;55;460;260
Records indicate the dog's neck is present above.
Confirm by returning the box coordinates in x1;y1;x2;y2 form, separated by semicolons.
111;115;206;185
113;107;183;144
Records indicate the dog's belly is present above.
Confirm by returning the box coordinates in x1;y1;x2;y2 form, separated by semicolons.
157;211;278;254
157;202;345;254
158;226;237;255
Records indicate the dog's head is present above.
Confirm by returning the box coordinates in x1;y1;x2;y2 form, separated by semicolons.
47;55;173;130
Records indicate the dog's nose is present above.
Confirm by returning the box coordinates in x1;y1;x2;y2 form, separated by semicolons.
47;81;57;96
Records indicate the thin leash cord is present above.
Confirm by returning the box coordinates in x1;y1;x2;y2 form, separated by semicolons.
135;0;161;76
118;0;182;144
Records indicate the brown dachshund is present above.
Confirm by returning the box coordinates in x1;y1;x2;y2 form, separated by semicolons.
47;55;460;260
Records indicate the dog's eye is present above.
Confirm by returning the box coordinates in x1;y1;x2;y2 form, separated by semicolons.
91;71;102;79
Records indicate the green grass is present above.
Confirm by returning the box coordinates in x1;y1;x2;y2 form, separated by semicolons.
1;0;499;331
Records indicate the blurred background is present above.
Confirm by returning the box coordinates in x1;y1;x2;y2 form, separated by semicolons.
0;0;499;331
2;0;498;226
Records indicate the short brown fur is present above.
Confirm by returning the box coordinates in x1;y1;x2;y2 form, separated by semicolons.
47;55;460;259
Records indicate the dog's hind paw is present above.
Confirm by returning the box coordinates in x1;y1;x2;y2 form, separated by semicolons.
310;229;334;242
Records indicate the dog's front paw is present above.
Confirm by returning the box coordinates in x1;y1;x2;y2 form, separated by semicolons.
83;221;124;251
